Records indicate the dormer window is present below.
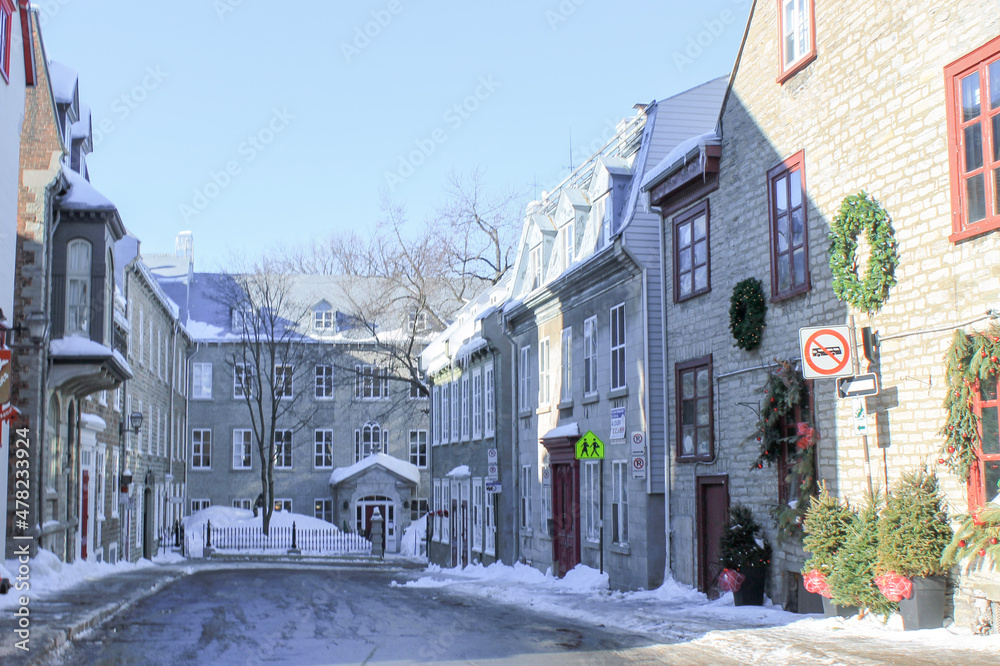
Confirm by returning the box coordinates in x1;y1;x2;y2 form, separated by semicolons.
529;245;542;291
408;309;428;332
777;0;816;83
314;308;333;331
66;239;92;336
563;220;575;270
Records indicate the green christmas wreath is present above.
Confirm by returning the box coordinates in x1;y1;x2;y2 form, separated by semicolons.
729;278;767;351
828;192;899;315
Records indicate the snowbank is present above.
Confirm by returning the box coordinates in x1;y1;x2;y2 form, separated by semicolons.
183;506;341;557
400;515;427;558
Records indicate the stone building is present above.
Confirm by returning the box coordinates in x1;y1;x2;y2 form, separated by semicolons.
646;0;1000;623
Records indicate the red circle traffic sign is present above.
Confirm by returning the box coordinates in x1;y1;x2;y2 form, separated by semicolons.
632;457;645;470
804;329;851;376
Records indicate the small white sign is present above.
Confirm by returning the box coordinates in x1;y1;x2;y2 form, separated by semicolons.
485;482;502;493
852;397;868;434
487;448;498;464
610;407;626;441
630;455;646;479
486;464;499;481
630;431;646;454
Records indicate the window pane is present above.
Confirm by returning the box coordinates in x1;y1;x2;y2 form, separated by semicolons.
774;176;787;213
693;240;707;266
697;399;710;426
994;114;1000;161
995;168;1000;217
962;71;981;122
679;248;692;273
983;406;1000;455
678;221;691;248
693;214;707;240
789;170;802;208
793;248;806;285
967;174;987;224
965;123;984;171
778;255;791;292
990;60;1000;109
682;398;695;426
694;265;708;291
777;214;789;252
791;208;805;246
986;462;1000;503
984;378;998;402
681;371;694;399
679;272;692;296
682;426;695;455
697;428;711;455
696;369;709;396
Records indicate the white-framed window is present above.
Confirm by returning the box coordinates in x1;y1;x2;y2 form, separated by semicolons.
232;430;252;470
409;378;428;399
541;460;552;538
520;465;532;531
314;308;333;331
275;364;293;399
192;429;211;469
460;376;470;440
191;499;211;512
95;449;107;520
584;461;600;542
66;239;92;336
612;460;629;546
450;380;459;443
315;429;333;468
472;369;483;439
779;0;815;76
157;328;163;379
232;498;252;510
560;327;572;402
529;245;542;290
234;363;253;399
314;498;333;523
485;485;497;556
137;308;143;365
518;346;530;413
484;362;495;437
538;337;551;407
442;483;451;544
274;498;292;513
610;303;626;390
563;219;575;269
584;316;598;395
110;450;120;518
472;478;484;553
192;362;212;399
273;430;292;469
409;429;427;468
408;309;428;332
432;386;441;446
440;383;450;443
315;364;334;399
355;423;385;462
433;479;442;542
355;365;389;399
410;498;428;523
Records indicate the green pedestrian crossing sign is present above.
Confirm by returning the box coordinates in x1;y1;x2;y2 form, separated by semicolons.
575;431;605;460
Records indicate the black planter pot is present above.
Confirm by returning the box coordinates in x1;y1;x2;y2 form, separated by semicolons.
821;596;858;618
733;567;767;606
899;576;946;630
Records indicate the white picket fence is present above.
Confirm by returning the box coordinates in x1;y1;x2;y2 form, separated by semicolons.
199;521;372;555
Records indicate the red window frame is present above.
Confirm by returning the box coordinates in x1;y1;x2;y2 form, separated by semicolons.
944;35;1000;242
676;355;714;463
673;200;711;302
971;377;1000;510
767;150;810;300
0;0;14;84
776;0;816;84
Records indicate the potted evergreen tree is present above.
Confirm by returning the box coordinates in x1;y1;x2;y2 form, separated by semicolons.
876;469;953;630
801;490;857;616
720;505;772;606
828;495;897;620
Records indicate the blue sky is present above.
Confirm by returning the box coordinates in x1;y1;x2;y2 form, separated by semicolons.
41;0;752;269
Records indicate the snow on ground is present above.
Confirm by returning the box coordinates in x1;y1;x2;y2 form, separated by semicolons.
392;562;1000;663
0;549;156;610
400;515;427;557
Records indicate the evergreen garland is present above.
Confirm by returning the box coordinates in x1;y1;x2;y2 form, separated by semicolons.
729;278;767;351
943;504;1000;568
828;495;897;617
941;326;1000;480
876;469;952;578
827;191;899;315
720;505;772;573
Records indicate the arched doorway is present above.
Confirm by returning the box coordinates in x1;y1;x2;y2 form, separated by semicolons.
356;495;395;550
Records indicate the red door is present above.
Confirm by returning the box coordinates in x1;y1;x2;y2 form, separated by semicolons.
460;501;469;567
697;475;730;598
551;462;580;578
81;470;90;560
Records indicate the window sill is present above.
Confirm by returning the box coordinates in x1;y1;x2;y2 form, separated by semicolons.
676;455;713;464
520;528;534;537
611;543;631;555
583;539;600;549
770;282;810;303
557;399;574;410
776;51;817;85
519;409;533;419
608;386;628;400
536;405;551;415
582;392;599;405
950;219;1000;244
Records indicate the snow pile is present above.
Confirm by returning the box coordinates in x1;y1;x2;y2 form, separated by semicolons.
400;561;605;592
0;549;155;610
183;506;344;557
400;515;427;558
446;465;470;478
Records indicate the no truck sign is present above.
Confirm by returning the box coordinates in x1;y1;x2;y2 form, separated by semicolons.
799;326;854;380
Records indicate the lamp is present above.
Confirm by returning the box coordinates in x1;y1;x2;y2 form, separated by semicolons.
342;500;349;511
0;309;48;346
120;410;143;436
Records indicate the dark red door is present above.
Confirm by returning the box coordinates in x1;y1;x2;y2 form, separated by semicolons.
697;475;730;598
551;462;580;578
81;470;90;560
460;501;469;567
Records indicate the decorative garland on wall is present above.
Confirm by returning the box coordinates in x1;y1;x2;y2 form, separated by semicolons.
747;360;817;540
729;278;767;351
827;192;899;315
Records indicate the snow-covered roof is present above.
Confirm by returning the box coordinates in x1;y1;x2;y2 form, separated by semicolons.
133;259;181;320
446;465;471;478
329;453;420;486
48;61;77;105
79;413;107;431
50;335;114;357
640;131;721;191
454;337;488;364
71;104;91;141
60;166;116;211
541;423;580;440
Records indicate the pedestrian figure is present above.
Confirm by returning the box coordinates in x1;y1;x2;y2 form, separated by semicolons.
253;492;265;517
580;441;592;457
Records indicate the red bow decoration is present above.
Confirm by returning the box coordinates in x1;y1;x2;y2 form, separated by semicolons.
803;569;832;598
875;572;913;602
972;510;986;527
718;568;745;593
796;422;815;450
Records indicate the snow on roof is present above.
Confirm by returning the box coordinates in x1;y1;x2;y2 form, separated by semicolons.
454;337;488;364
446;465;471;478
71;104;91;140
60;166;117;211
50;335;113;357
541;423;580;440
640;131;720;191
134;259;181;319
48;61;77;105
329;452;420;486
113;349;133;377
184;319;227;341
79;413;107;431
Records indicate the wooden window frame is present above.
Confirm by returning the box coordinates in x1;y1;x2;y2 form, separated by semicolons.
0;0;13;84
675;355;714;463
767;151;811;300
945;35;1000;242
191;429;212;469
673;201;711;302
409;429;428;468
232;429;253;470
776;0;817;84
314;429;333;469
776;380;814;505
314;364;334;399
273;429;293;469
971;377;1000;510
